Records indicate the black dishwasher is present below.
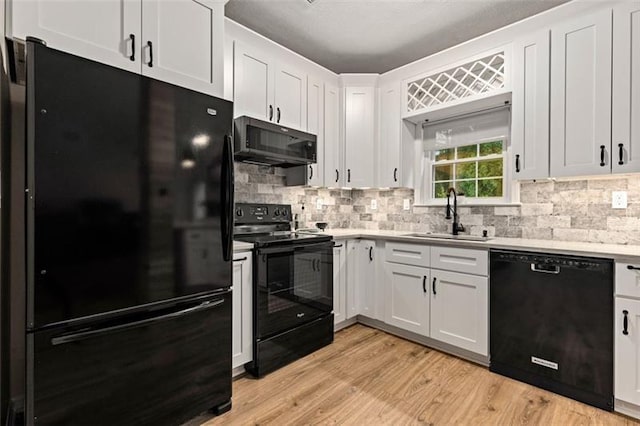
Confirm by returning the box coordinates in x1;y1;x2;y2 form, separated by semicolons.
490;250;613;410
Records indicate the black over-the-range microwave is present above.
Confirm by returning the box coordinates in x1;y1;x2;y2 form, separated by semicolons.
233;116;317;167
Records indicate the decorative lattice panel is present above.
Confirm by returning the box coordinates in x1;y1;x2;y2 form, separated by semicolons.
406;52;505;113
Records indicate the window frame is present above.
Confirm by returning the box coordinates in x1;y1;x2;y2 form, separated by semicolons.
416;135;517;207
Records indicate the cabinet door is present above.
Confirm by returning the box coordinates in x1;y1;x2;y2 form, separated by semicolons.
10;0;141;73
324;84;343;186
612;3;640;174
346;240;361;319
511;30;550;180
359;240;377;319
233;42;274;120
232;253;253;369
430;270;488;355
345;86;375;188
378;82;402;187
384;263;429;336
307;77;324;186
550;10;612;177
615;298;640;405
274;64;307;130
141;0;224;97
332;243;347;325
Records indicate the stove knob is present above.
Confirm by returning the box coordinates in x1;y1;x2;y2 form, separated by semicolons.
274;208;280;216
236;209;243;217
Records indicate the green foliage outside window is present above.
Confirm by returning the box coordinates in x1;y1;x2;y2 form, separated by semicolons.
432;140;504;199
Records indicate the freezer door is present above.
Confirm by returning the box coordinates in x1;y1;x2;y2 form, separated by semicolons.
28;292;231;425
27;43;234;328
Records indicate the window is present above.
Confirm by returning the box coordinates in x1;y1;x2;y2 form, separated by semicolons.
433;140;504;198
419;107;511;204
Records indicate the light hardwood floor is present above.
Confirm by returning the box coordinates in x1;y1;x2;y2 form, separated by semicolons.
201;324;638;425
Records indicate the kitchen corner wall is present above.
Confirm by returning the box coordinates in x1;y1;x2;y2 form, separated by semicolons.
235;163;640;245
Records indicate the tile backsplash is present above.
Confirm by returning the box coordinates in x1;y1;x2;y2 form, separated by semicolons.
234;163;640;245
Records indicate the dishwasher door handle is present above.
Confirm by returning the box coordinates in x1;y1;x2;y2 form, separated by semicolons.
530;263;560;274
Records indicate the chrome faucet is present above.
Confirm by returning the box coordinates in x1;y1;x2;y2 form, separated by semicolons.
445;187;465;236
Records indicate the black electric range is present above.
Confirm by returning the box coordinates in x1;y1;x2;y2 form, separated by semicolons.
233;203;334;378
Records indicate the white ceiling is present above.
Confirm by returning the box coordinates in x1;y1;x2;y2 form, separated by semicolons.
225;0;569;74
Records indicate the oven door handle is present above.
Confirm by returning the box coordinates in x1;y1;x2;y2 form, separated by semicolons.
257;241;333;255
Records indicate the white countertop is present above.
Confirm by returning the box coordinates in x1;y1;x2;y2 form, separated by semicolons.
318;229;640;263
233;241;254;251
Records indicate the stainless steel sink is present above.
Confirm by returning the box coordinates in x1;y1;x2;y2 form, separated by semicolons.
404;232;493;242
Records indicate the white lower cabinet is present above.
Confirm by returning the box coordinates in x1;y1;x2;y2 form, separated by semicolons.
333;242;347;325
384;263;429;336
232;252;252;369
346;239;377;319
430;269;488;355
615;298;640;408
615;262;640;418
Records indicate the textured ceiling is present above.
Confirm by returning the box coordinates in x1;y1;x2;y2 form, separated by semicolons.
225;0;569;73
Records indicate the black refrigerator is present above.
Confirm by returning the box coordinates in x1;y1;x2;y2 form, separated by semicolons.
2;40;235;425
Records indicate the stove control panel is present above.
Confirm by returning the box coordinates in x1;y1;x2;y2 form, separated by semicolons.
234;203;292;224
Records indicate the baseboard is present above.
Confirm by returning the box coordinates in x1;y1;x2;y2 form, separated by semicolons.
615;399;640;420
334;317;357;331
355;316;490;367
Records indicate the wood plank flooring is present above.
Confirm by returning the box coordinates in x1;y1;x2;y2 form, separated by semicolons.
199;324;638;425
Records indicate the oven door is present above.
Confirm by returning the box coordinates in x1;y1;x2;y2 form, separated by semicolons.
255;241;333;339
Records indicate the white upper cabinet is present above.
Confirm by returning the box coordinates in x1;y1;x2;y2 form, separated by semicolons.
345;86;375;188
233;42;274;121
307;77;324;186
511;30;550;180
378;82;402;187
550;10;612;177
233;42;307;130
274;64;307;130
141;0;224;97
324;84;343;186
613;2;640;174
9;0;225;96
9;0;142;73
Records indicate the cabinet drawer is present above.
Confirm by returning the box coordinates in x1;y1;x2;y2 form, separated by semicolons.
385;242;430;267
616;262;640;299
431;246;488;276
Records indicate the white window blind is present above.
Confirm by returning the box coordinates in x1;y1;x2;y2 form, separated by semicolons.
423;107;510;151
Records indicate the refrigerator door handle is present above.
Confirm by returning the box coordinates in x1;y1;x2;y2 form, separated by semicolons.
51;299;225;346
221;134;235;262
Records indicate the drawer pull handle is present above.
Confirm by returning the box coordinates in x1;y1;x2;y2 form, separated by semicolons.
129;34;135;61
432;277;437;295
627;265;640;270
422;275;427;293
600;145;606;167
368;246;373;262
623;310;629;336
333;243;343;248
147;40;153;67
619;143;624;165
233;257;248;262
